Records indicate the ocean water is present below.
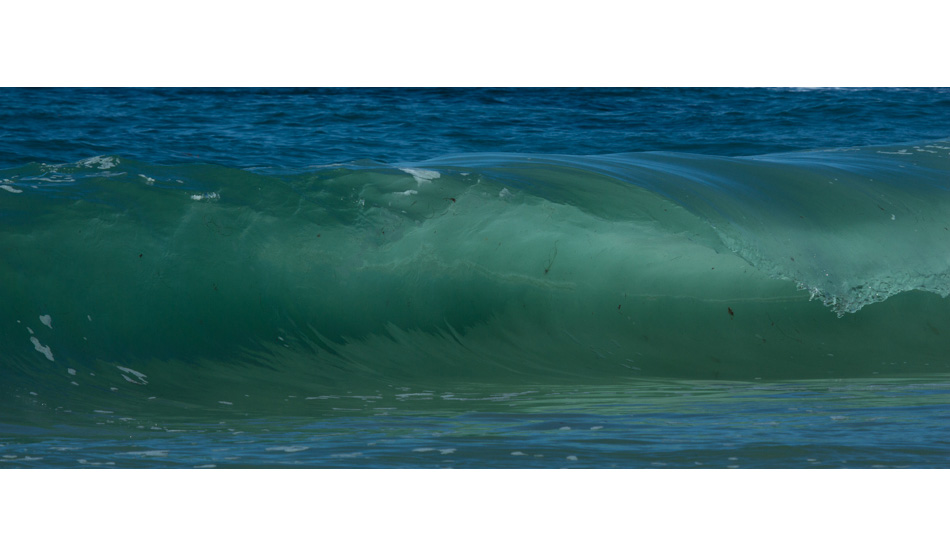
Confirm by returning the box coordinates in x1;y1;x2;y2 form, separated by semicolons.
3;87;950;468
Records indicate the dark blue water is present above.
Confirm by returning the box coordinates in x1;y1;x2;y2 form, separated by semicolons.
4;88;950;168
3;87;950;468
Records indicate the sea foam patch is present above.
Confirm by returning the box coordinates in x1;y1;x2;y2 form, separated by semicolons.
190;192;220;201
117;365;148;385
30;337;54;362
400;168;440;185
79;156;119;169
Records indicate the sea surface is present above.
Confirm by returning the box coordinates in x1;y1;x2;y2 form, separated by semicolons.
2;87;950;468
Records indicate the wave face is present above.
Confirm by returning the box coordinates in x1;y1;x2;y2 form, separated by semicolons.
3;141;950;408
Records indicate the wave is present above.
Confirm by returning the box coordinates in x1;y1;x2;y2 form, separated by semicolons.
2;141;950;401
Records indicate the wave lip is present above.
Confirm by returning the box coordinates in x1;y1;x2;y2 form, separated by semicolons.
421;140;950;315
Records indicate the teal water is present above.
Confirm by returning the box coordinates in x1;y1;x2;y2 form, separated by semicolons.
5;378;950;467
3;88;950;467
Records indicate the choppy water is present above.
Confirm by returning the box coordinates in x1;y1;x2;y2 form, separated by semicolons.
3;88;950;467
5;379;950;468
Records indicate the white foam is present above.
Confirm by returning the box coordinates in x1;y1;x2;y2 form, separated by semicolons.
395;189;418;196
117;365;148;385
0;456;43;462
42;176;77;184
77;459;116;466
566;455;578;461
67;368;76;376
511;451;526;456
412;447;456;455
400;167;441;185
0;184;22;193
80;156;119;169
190;192;220;201
499;188;512;198
266;446;309;453
39;314;52;328
30;337;54;361
125;450;168;457
218;401;233;405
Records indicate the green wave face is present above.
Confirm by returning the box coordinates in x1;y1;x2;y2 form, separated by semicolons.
2;143;950;406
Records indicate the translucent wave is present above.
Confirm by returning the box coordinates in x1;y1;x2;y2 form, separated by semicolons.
2;142;950;398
